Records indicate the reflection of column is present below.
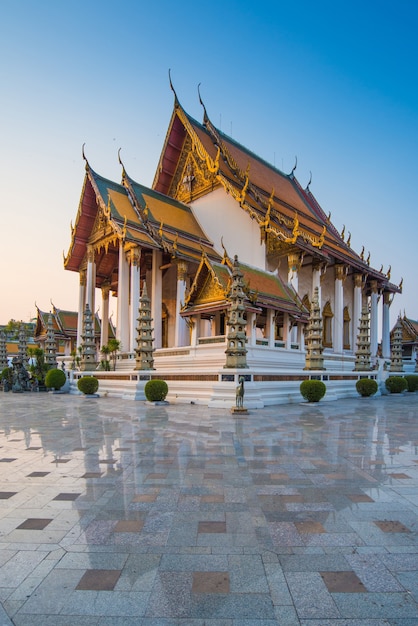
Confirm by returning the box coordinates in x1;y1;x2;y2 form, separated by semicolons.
353;274;363;352
77;271;86;348
382;292;391;359
129;246;141;353
100;284;110;348
86;245;96;312
116;240;130;351
175;261;188;347
333;264;344;353
151;250;162;349
370;280;379;363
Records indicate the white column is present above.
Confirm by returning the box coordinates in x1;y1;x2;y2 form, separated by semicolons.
100;284;110;348
352;274;363;351
333;264;344;353
77;270;86;348
86;245;96;312
267;309;275;348
246;311;256;347
288;253;302;343
175;261;188;347
151;250;163;349
381;292;391;359
191;314;200;347
283;313;291;350
116;240;130;352
297;323;305;351
370;280;379;364
129;246;141;353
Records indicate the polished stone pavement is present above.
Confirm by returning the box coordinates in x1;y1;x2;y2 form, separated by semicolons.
0;391;417;625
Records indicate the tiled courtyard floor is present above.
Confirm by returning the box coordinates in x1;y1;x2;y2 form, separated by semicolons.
0;391;417;625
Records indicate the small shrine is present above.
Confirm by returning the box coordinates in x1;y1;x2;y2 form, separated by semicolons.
390;316;404;372
354;306;372;371
80;304;98;371
304;287;324;370
224;256;248;369
44;313;58;369
135;284;155;370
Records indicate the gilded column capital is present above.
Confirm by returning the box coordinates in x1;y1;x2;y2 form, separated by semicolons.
101;283;111;300
312;258;324;273
288;252;303;273
128;245;141;267
354;273;364;289
370;280;378;294
86;244;95;263
177;260;188;282
79;270;86;287
335;264;345;280
383;291;392;305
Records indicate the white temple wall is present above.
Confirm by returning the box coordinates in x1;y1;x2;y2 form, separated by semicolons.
191;189;266;268
298;267;312;301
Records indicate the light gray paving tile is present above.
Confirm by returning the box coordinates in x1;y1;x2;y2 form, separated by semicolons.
345;553;405;592
285;571;340;619
333;592;418;619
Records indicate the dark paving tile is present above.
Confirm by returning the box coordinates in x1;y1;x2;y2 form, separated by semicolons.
53;493;81;501
192;571;230;593
27;471;50;477
348;493;375;502
198;522;226;533
76;569;121;590
16;518;52;530
0;458;17;462
0;491;17;499
374;520;411;533
295;521;326;533
81;472;102;478
113;520;144;532
320;570;368;592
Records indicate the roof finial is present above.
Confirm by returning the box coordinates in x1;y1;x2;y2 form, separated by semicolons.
118;147;126;180
290;156;297;178
197;82;209;124
82;143;90;170
306;171;312;191
168;68;179;107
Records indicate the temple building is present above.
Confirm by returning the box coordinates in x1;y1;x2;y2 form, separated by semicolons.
391;314;418;370
34;305;115;356
63;85;401;405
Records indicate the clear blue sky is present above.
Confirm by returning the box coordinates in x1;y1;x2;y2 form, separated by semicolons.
1;0;417;333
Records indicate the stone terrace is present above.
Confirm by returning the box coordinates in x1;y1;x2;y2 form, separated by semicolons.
0;392;417;625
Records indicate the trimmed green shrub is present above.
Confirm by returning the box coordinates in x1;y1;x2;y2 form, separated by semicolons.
356;378;378;397
144;379;168;402
45;368;66;390
385;376;407;394
300;379;326;403
404;375;418;392
77;376;99;395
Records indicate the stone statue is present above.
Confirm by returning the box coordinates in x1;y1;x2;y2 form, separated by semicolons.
236;376;245;408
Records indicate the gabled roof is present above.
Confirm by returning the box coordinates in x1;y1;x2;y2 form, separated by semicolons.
153;97;400;293
64;161;220;276
183;254;308;319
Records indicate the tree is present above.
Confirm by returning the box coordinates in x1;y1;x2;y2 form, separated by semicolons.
106;339;121;371
100;344;111;371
